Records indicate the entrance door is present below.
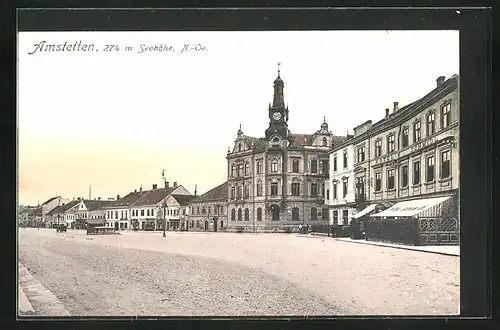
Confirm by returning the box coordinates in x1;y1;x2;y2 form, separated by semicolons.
213;219;218;232
272;205;280;221
114;222;119;230
204;221;209;231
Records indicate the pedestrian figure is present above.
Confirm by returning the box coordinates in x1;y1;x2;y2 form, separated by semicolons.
298;223;303;234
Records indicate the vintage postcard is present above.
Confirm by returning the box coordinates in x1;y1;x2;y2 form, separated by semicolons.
18;29;460;317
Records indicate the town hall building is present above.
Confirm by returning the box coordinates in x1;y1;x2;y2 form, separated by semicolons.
225;65;347;232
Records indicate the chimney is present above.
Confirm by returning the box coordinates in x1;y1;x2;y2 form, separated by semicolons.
173;182;177;187
77;197;81;200
385;108;390;118
194;184;197;196
393;102;399;112
116;194;120;200
139;186;142;192
134;189;137;193
98;197;101;200
436;76;446;87
153;184;157;190
166;181;170;188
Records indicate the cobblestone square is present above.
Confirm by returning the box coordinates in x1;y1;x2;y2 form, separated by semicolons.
18;228;459;316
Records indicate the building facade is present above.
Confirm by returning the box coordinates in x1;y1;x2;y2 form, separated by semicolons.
41;196;69;225
187;182;228;232
327;142;357;226
226;67;346;232
335;75;459;222
104;190;148;230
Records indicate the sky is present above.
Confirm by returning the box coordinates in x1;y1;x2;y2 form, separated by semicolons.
17;30;459;206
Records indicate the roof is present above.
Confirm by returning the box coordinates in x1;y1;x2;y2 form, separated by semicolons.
131;187;178;207
106;191;149;208
83;200;115;211
189;182;228;204
171;194;198;206
48;200;80;215
371;197;451;218
42;196;60;205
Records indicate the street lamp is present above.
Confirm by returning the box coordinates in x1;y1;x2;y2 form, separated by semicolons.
162;200;167;237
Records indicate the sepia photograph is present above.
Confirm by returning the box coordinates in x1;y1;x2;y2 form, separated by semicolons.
17;29;460;317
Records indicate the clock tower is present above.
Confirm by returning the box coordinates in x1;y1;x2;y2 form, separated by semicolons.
265;63;290;140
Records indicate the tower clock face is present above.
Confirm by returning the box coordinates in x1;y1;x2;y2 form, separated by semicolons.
272;112;282;120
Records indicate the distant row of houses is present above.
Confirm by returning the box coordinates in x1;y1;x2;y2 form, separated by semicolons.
18;180;230;232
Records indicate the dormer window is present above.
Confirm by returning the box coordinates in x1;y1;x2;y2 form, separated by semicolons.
238;143;242;152
322;137;327;146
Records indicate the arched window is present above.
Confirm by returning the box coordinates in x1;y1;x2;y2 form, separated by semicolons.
231;209;236;221
256;180;263;196
292;207;300;221
271;159;278;172
237;208;242;221
245;163;250;176
311;207;318;220
322;137;328;146
231;165;236;178
238;143;242;152
257;208;262;221
244;208;250;221
271;205;280;221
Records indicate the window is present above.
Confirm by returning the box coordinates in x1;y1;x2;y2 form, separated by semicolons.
401;165;409;188
292;207;299;221
291;182;300;196
441;150;451;178
231;165;236;178
292;159;299;173
326;189;330;200
231;209;235;221
387;169;395;190
322;137;328;146
140;210;144;216
320;182;325;196
375;140;382;157
333;156;337;171
221;206;224;214
426;156;435;182
238;143;242;152
319;160;324;174
441;103;451;129
238;164;243;177
333;183;338;199
147;209;150;216
402;127;409;148
257;208;262;221
342;210;349;225
245;163;250;176
271;182;279;195
427;112;435;136
244;208;249;221
256;180;263;196
257;161;263;174
387;134;395;152
333;211;338;225
323;160;329;174
343;151;348;168
322;208;329;221
237;209;242;221
311;160;318;173
231;187;235;199
311;183;318;196
244;185;249;198
208;207;211;215
357;147;365;162
413;161;421;185
202;207;206;215
413;121;421;142
271;160;278;172
237;186;242;198
375;172;382;191
342;179;348;198
311;207;318;220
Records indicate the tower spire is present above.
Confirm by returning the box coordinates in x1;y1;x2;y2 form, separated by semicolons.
277;62;281;77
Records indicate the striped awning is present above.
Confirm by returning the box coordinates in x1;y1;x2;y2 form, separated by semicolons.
370;196;451;218
352;204;378;219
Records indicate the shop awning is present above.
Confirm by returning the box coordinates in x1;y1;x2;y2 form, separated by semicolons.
370;196;452;218
352;204;379;219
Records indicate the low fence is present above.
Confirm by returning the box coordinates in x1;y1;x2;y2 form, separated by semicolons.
364;216;459;246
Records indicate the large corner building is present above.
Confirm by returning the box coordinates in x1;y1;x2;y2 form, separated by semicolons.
225;67;346;232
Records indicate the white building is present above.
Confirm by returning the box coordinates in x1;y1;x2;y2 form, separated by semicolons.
104;191;147;230
326;141;357;226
